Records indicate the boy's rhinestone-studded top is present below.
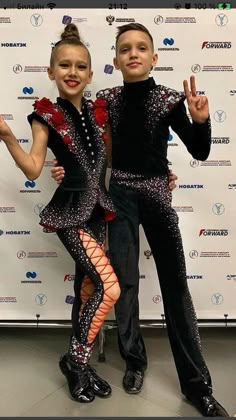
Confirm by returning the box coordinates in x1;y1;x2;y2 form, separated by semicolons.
97;77;211;177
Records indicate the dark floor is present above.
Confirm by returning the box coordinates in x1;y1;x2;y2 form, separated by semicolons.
0;327;235;417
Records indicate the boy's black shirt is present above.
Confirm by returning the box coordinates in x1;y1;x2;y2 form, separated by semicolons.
97;77;211;177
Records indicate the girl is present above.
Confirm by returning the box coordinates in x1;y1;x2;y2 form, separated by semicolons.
0;23;120;403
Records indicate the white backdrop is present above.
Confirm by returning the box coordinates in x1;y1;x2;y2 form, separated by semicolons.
0;8;235;322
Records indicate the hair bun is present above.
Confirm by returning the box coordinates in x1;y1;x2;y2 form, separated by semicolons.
61;23;80;41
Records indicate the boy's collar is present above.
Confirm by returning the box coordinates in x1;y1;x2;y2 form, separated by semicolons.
123;77;156;99
123;77;155;90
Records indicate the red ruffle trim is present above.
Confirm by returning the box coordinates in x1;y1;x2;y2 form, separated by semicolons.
104;210;116;222
40;223;57;232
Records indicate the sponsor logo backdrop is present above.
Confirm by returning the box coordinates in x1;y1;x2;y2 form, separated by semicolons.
0;8;235;321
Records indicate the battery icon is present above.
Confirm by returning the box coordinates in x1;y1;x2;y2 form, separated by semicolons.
218;3;231;9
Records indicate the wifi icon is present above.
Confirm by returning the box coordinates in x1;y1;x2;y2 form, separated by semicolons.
47;2;56;9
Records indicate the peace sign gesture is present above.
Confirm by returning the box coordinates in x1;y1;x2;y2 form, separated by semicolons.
183;76;209;124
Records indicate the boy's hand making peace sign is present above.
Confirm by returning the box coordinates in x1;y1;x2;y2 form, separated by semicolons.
183;75;209;124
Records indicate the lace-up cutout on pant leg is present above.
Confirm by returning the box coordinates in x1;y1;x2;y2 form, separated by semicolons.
57;224;120;353
78;229;120;343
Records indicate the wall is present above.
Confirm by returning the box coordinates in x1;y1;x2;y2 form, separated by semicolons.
0;7;235;321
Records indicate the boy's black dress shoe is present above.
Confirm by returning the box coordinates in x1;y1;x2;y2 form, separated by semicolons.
88;365;112;398
123;369;144;394
188;394;229;417
59;354;95;403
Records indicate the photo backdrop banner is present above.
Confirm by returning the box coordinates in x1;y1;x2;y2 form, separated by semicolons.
0;8;235;322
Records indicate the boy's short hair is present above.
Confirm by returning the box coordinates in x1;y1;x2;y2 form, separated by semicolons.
115;23;154;51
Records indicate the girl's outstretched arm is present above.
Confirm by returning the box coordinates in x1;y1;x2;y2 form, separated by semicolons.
0;118;48;180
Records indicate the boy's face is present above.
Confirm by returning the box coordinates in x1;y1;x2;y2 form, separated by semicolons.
114;30;158;82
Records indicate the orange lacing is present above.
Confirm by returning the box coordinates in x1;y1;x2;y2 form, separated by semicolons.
79;242;105;313
79;229;120;343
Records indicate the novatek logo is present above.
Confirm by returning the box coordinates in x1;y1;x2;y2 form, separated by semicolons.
64;274;75;282
201;41;231;49
5;230;31;235
179;184;203;189
17;138;29;143
199;229;228;236
1;42;27;47
180;90;205;96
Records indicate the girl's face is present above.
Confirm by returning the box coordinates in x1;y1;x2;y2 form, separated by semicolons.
48;44;93;104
